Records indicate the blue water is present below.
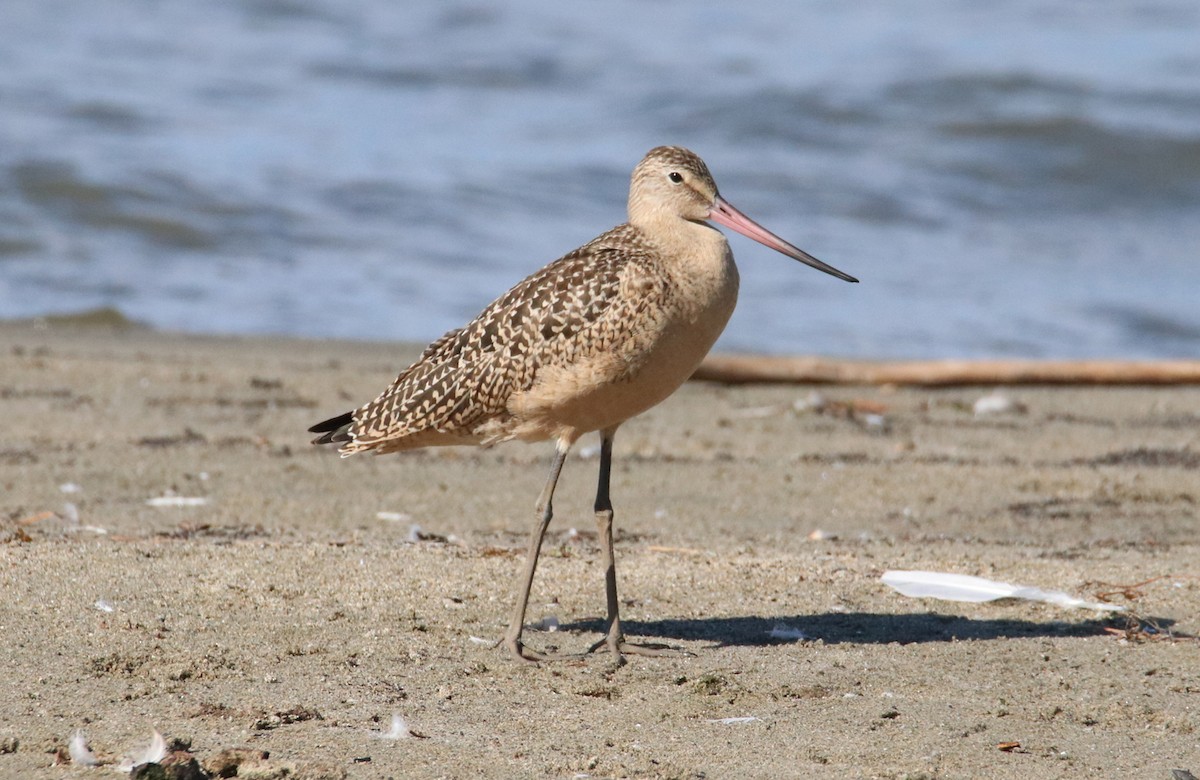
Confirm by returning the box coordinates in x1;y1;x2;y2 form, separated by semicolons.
2;0;1199;358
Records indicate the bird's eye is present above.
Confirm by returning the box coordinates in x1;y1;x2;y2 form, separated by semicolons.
668;171;683;184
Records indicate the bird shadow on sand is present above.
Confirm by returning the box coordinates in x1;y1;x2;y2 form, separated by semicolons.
557;610;1167;647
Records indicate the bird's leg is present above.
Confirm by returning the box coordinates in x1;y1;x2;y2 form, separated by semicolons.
500;440;577;663
586;430;687;663
591;431;625;663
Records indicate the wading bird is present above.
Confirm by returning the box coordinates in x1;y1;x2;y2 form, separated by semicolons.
310;146;857;663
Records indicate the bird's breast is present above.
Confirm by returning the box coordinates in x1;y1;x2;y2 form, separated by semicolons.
505;239;739;443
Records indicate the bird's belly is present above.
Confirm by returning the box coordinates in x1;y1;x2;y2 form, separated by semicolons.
505;274;738;444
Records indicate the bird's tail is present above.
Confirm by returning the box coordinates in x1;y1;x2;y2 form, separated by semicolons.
308;411;354;445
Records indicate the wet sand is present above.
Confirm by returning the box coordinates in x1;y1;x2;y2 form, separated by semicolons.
1;322;1198;778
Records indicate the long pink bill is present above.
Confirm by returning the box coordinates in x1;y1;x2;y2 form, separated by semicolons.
708;195;858;283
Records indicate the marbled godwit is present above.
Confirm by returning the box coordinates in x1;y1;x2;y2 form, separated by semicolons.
310;146;857;664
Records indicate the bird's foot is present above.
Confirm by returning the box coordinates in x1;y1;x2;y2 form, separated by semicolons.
499;635;585;665
584;636;693;664
495;626;690;664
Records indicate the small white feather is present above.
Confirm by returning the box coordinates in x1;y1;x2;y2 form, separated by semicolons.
767;623;807;641
116;730;167;772
881;570;1123;612
973;393;1016;416
706;717;760;725
146;496;208;507
69;730;99;766
377;713;411;740
530;615;559;632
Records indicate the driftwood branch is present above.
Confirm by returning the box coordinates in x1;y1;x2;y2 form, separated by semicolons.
692;355;1200;387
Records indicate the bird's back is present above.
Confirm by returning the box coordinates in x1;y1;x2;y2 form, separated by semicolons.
319;223;679;455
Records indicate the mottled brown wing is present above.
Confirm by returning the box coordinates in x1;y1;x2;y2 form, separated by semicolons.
339;224;663;452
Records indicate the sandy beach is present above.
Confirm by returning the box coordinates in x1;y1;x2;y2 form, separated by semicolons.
1;320;1198;779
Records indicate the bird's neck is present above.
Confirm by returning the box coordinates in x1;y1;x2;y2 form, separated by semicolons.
632;214;728;266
